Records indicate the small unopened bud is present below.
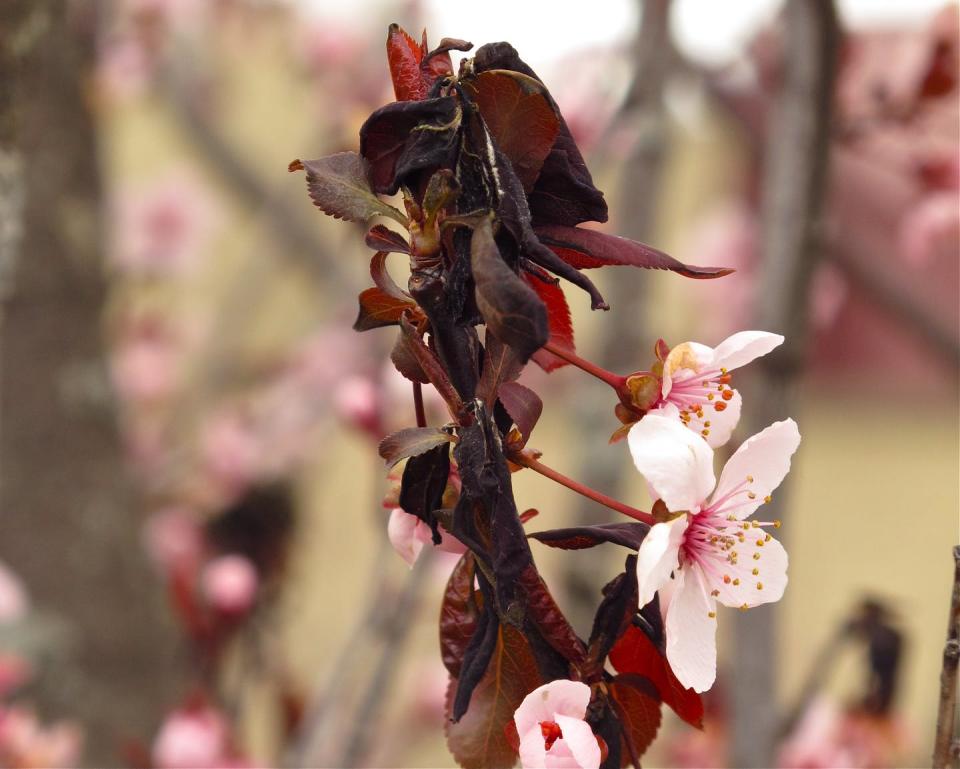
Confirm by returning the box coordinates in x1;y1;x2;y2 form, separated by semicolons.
201;555;258;616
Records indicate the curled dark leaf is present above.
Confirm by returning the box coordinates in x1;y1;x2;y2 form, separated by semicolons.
289;153;406;225
378;426;454;468
399;442;451;544
365;224;410;253
529;522;650;551
354;287;416;331
518;564;586;666
587;555;639;674
369;251;409;300
391;327;429;384
399;315;464;416
497;381;542;443
440;553;481;678
476;329;523;409
470;217;548;362
535;224;734;279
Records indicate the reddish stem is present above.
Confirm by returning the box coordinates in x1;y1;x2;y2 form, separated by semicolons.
515;453;653;525
542;340;627;390
412;381;427;428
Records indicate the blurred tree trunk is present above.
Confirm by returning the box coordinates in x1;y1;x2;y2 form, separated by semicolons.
565;0;672;629
0;2;178;764
731;2;839;767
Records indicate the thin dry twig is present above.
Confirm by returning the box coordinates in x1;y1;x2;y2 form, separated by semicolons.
933;546;960;769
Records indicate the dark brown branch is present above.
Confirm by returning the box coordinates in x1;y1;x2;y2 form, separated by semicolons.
933;546;960;769
731;3;840;767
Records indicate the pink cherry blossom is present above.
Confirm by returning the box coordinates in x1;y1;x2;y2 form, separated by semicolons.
143;507;204;576
0;561;27;624
333;375;382;438
628;414;801;692
111;325;182;406
652;331;783;448
386;509;466;568
152;704;228;769
0;706;83;769
513;680;601;769
201;555;259;616
0;655;32;699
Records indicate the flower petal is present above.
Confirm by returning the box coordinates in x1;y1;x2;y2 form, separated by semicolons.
710;419;801;520
554;715;602;769
514;680;591;737
519;724;549;769
386;508;424;567
628;415;715;512
665;567;718;693
635;517;688;607
715;534;788;609
711;331;783;372
656;388;742;449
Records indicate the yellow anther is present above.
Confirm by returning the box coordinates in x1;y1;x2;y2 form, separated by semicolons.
739;603;748;611
732;578;740;586
708;611;716;618
764;495;772;504
707;393;714;401
751;521;760;528
773;520;781;528
748;492;757;500
746;475;754;483
765;534;771;542
742;523;751;530
756;539;764;546
721;368;728;374
753;553;761;560
704;421;711;428
701;429;710;437
752;568;759;576
756;582;763;590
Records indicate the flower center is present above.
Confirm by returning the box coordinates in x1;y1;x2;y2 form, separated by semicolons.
540;720;563;751
659;367;735;437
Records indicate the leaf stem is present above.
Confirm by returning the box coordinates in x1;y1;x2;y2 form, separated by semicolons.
412;381;427;428
514;453;653;525
541;340;627;390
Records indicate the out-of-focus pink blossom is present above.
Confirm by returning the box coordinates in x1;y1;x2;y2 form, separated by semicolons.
386;509;466;568
899;190;960;265
199;410;264;499
0;706;83;769
0;562;26;625
111;324;182;406
96;36;154;102
151;704;228;769
0;655;32;699
143;508;204;576
333;375;382;438
408;658;450;725
201;555;258;616
513;680;602;769
110;169;220;277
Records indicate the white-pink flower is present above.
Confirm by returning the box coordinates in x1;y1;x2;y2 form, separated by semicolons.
386;509;466;568
513;680;601;769
653;331;783;448
201;555;259;616
152;705;228;769
628;414;801;692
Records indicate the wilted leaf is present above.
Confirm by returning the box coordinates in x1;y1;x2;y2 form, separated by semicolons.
359;97;459;194
535;224;734;279
518;564;587;666
468;69;560;191
524;275;575;372
399;316;464;415
587;556;638;673
472;41;608;226
476;330;523;408
378;427;453;468
445;625;542;769
609;625;704;729
290;153;405;225
369;251;409;300
399;443;450;544
608;674;662;765
529;522;650;551
353;287;415;331
391;327;429;384
497;381;542;442
471;217;548;361
365;224;410;253
440;553;481;678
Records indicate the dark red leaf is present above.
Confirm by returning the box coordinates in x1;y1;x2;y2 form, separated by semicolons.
369;251;409;301
386;23;425;101
353;287;415;331
365;224;410;253
535;224;734;279
497;381;542;442
391;327;429;384
471;217;549;362
440;553;481;678
523;275;575;372
608;675;663;765
468;70;560;191
609;625;704;729
290;153;406;225
476;329;523;409
399;316;464;416
378;426;453;468
518;564;587;666
445;625;542;769
529;523;650;551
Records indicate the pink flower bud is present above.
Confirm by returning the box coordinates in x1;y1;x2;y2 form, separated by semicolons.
152;705;228;769
201;555;258;616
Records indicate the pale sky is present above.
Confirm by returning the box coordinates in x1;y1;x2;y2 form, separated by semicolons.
302;0;950;69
